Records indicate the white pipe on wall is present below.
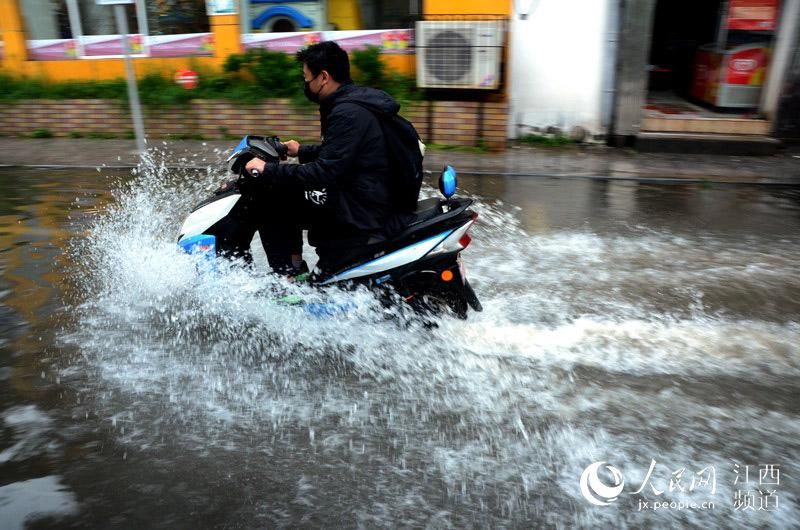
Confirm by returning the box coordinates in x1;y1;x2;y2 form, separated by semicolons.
761;0;800;120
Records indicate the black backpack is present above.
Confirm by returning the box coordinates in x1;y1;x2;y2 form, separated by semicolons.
355;104;424;212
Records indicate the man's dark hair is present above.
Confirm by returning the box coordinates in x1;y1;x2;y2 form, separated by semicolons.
296;41;351;83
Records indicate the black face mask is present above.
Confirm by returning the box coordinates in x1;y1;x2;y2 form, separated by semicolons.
303;74;321;103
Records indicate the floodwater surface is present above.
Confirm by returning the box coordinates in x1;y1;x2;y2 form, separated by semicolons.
1;159;799;529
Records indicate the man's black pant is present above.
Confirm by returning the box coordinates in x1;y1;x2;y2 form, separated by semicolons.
247;182;373;276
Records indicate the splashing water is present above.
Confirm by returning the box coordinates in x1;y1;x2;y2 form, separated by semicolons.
60;153;800;528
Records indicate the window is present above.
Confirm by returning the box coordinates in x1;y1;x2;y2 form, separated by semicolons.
242;0;422;33
78;0;138;35
242;0;419;55
21;0;71;39
146;0;209;36
22;0;211;59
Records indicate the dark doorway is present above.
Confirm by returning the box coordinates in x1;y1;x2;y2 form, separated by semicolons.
648;0;723;96
642;0;775;133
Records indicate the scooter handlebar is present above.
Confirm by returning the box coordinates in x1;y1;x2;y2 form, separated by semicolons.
273;139;289;159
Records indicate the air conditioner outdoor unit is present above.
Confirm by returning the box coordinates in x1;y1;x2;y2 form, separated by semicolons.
416;20;503;89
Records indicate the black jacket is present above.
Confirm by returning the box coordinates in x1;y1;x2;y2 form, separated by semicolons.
269;82;400;245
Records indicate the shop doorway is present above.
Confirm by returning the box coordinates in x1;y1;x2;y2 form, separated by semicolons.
641;0;778;135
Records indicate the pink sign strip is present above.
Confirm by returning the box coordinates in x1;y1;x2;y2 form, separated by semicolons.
243;29;414;54
325;30;414;54
147;33;215;57
81;34;146;56
243;32;322;53
26;39;79;60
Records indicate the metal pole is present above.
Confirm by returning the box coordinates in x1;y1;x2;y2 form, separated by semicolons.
114;4;146;154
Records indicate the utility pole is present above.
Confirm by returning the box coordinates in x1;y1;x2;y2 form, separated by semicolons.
97;0;146;154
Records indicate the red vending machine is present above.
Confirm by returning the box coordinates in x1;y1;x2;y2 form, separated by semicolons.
690;0;778;108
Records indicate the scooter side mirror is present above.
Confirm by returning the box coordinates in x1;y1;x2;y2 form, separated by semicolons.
439;165;457;199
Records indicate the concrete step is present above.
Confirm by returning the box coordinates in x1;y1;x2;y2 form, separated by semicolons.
635;132;781;156
641;116;770;135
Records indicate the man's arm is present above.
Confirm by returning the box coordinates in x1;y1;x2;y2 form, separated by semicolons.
297;143;321;163
261;104;369;190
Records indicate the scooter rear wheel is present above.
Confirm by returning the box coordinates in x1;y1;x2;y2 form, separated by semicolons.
408;288;468;320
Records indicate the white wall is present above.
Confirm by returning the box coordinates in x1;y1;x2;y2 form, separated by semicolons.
509;0;615;139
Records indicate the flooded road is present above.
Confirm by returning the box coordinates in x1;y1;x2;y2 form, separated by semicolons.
0;163;799;529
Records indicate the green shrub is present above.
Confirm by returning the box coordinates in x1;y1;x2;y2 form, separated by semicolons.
426;142;489;153
165;133;205;140
0;47;420;107
30;128;54;138
224;48;299;97
351;46;419;103
384;71;420;103
0;73;127;100
137;73;194;106
351;46;386;88
519;134;574;147
86;131;117;139
217;126;238;140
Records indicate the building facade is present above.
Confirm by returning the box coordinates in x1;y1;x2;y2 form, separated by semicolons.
2;0;798;144
509;0;800;143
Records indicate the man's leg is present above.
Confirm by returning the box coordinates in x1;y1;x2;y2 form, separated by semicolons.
257;183;307;275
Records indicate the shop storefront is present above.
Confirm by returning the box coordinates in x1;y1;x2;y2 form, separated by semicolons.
613;0;800;144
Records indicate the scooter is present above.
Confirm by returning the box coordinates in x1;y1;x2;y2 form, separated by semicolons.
177;136;482;318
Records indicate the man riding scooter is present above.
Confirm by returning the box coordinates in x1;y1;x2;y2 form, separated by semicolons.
244;41;413;277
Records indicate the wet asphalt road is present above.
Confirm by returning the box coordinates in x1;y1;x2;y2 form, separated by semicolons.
0;165;799;528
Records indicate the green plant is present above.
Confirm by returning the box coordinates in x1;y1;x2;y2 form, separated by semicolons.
86;131;117;139
386;72;421;103
426;142;489;153
351;46;386;88
0;52;420;109
137;73;196;106
30;128;54;138
351;46;420;103
224;48;300;97
68;131;83;138
289;89;316;110
0;73;127;101
218;126;236;140
518;133;574;147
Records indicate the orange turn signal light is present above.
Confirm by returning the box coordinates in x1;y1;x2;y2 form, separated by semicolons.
441;270;454;282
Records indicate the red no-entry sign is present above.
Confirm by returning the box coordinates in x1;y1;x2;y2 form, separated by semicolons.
175;70;199;89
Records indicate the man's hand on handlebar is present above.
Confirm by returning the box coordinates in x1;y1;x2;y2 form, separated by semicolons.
282;140;300;158
245;158;267;177
242;139;298;176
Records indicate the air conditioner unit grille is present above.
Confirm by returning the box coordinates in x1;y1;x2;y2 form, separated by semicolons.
416;20;504;90
426;30;472;81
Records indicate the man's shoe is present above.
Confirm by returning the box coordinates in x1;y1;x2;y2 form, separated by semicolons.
288;260;310;282
274;260;310;282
